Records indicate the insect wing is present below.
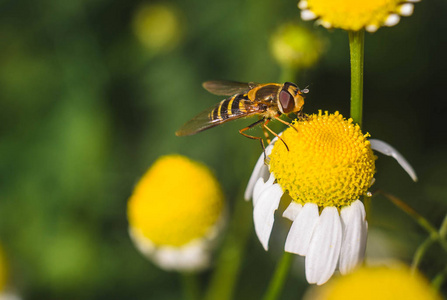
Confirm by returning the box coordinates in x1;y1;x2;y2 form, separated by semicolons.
202;80;258;96
176;98;260;136
175;104;223;136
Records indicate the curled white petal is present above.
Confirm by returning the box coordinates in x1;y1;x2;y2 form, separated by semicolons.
129;227;210;271
244;155;268;201
298;0;308;10
285;203;319;256
253;173;276;207
283;201;303;221
319;20;332;29
365;24;379;32
305;207;342;285
301;10;317;21
253;183;283;250
369;139;418;182
339;200;368;275
399;3;414;16
128;210;226;272
244;137;279;200
384;14;400;27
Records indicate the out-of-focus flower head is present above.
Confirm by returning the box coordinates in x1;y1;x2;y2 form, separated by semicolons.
132;3;183;53
305;264;441;300
128;155;225;272
270;23;325;70
298;0;420;32
245;111;417;285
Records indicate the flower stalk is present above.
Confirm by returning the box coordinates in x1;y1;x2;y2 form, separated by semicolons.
263;252;294;300
349;30;365;126
181;273;201;300
379;191;447;253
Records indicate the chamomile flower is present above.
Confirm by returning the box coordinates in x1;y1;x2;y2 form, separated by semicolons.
298;0;420;32
245;111;417;285
128;155;225;272
305;264;441;300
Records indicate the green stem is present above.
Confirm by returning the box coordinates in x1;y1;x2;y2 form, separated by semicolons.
439;214;447;239
431;264;447;291
411;238;436;274
349;30;365;126
204;197;253;300
181;272;200;300
262;252;294;300
380;191;447;252
280;66;299;84
411;214;447;274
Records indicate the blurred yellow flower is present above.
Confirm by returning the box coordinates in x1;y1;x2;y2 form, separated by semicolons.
128;155;225;271
299;0;420;32
307;264;441;300
132;3;182;53
270;23;324;70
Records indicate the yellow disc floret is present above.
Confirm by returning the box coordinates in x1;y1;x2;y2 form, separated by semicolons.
304;0;403;31
269;111;375;207
128;155;223;247
319;265;441;300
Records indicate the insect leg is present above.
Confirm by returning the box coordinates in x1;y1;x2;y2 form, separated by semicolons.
263;119;290;152
274;115;299;133
239;118;268;157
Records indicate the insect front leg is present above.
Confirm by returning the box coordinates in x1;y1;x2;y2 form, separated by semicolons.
239;118;268;159
263;119;289;152
274;115;298;133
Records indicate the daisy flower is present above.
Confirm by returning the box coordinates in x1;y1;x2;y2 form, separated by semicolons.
245;111;417;285
128;155;225;272
305;264;441;300
298;0;420;32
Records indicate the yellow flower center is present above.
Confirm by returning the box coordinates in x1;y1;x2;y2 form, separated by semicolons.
127;155;223;247
269;111;375;207
321;266;441;300
305;0;401;31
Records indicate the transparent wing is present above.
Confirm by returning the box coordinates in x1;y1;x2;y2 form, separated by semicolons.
175;101;259;136
202;80;259;96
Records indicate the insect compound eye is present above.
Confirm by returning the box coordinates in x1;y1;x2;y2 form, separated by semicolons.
279;90;294;113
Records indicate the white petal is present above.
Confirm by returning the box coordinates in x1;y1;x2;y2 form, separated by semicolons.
365;24;378;33
298;0;308;10
253;183;283;251
285;203;319;256
155;240;210;271
369;139;418;182
339;200;368;275
399;3;414;16
305;207;342;285
319;20;332;29
244;155;268;201
253;173;276;207
283;201;303;221
301;10;317;21
406;0;420;3
384;14;400;27
244;137;278;200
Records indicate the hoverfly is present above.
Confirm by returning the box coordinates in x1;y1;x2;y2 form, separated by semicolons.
175;80;308;150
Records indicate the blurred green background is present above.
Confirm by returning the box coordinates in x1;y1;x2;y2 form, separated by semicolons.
1;0;446;299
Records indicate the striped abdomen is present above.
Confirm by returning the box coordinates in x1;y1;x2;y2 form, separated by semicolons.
208;94;253;121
